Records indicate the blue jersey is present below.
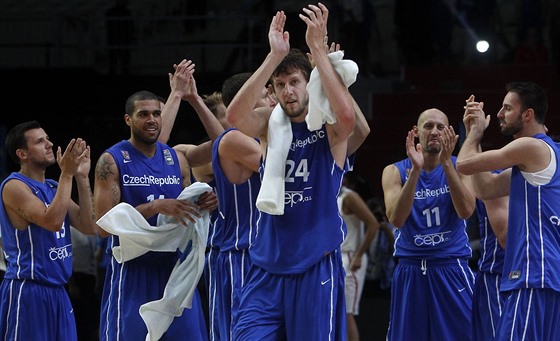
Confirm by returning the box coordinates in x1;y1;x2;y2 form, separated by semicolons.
476;198;505;274
212;128;260;252
0;172;73;285
251;123;346;274
472;198;506;341
205;178;221;250
501;134;560;292
393;157;472;259
0;172;77;341
100;140;207;341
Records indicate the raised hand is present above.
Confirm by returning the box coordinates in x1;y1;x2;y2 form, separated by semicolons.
168;59;196;97
75;144;91;179
300;3;328;53
307;38;340;67
268;11;290;58
406;129;423;170
463;94;490;141
57;138;89;177
439;125;458;163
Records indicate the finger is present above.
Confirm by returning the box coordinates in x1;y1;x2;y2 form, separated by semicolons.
66;139;77;153
318;2;329;22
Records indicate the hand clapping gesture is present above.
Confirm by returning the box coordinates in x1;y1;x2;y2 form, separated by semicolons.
57;138;90;178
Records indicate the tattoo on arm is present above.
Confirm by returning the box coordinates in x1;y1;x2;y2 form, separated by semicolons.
95;156;116;181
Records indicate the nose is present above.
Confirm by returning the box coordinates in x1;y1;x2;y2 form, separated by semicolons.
497;108;504;118
284;84;293;94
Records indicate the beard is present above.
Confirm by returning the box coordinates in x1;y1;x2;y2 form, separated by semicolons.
425;145;441;154
500;116;523;137
132;125;159;144
280;95;309;119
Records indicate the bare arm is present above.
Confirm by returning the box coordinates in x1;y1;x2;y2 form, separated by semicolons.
160;59;224;144
226;11;289;137
301;4;355;161
175;141;213;169
2;139;90;232
93;152;122;237
159;59;195;144
440;126;475;219
68;144;97;235
308;41;368;156
218;130;262;184
482;196;509;248
382;164;419;228
382;129;423;227
347;97;370;156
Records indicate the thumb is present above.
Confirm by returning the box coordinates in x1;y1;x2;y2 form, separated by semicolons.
416;143;423;153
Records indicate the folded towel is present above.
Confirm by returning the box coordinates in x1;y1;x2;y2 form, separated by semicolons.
305;50;359;131
257;51;358;215
96;182;212;341
256;103;291;215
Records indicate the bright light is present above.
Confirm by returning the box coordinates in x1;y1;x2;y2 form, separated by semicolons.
476;40;489;53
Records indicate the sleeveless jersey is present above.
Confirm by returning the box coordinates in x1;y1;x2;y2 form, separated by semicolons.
476;198;505;274
393;157;472;259
99;140;208;341
251;123;346;274
211;128;260;252
0;172;72;285
501;134;560;292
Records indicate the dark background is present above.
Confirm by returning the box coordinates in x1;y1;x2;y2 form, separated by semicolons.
1;1;560;339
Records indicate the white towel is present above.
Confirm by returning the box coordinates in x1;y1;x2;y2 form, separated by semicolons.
305;50;359;131
96;182;212;341
256;51;358;215
256;103;291;215
96;182;211;262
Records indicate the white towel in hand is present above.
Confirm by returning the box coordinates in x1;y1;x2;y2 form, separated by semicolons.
256;103;291;215
96;182;211;263
96;182;212;341
139;215;208;341
305;50;359;131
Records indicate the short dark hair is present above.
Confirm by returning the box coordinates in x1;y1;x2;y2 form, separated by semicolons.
506;81;549;124
272;48;312;83
221;72;252;107
6;120;42;165
125;90;160;115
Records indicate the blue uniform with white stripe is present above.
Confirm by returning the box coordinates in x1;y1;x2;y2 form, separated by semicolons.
233;123;347;340
495;134;560;340
0;173;77;341
472;198;506;341
204;178;221;341
99;140;207;341
211;128;260;340
387;157;474;341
